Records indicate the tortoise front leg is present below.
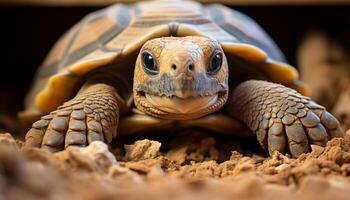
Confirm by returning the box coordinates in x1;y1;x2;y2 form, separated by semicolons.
225;80;343;157
25;80;126;152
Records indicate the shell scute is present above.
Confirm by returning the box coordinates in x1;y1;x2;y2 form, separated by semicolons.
22;0;307;122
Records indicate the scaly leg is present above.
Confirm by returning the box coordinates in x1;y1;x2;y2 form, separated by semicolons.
226;80;343;157
25;79;126;152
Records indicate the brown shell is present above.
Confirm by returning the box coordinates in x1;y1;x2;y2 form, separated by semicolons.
21;0;308;122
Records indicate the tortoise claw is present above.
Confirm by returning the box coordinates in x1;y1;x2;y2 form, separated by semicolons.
87;118;104;144
285;122;308;157
267;122;286;155
25;128;44;148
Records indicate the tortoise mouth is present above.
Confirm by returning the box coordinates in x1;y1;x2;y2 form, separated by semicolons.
134;90;228;120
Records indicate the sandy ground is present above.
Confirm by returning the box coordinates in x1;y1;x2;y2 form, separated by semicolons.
0;128;349;200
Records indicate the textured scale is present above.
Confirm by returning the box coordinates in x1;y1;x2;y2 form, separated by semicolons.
25;83;120;152
227;80;344;157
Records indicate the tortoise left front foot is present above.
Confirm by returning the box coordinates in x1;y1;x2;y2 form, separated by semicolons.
227;80;344;157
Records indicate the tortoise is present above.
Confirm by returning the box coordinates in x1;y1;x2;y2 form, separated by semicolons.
22;0;343;157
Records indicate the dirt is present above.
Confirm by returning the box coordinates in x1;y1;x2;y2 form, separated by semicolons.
0;129;349;200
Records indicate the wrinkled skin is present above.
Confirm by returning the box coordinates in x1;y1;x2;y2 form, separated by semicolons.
133;36;229;120
25;36;344;157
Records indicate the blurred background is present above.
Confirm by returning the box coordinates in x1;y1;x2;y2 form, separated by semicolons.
0;0;349;135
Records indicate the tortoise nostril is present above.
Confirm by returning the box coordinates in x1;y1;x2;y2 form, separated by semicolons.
171;64;177;71
188;64;194;71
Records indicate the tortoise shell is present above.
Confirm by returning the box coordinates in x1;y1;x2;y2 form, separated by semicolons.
21;0;307;123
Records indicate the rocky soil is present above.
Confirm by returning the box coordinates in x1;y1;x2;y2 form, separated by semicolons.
0;128;349;200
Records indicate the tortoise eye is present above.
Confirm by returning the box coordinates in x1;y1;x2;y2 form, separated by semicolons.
208;52;223;75
141;51;158;75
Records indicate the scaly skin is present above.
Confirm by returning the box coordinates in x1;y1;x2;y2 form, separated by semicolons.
25;83;124;152
226;80;343;157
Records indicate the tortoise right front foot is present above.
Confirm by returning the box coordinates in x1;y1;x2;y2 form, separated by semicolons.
25;83;121;153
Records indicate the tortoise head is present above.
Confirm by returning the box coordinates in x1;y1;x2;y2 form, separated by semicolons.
133;36;229;120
